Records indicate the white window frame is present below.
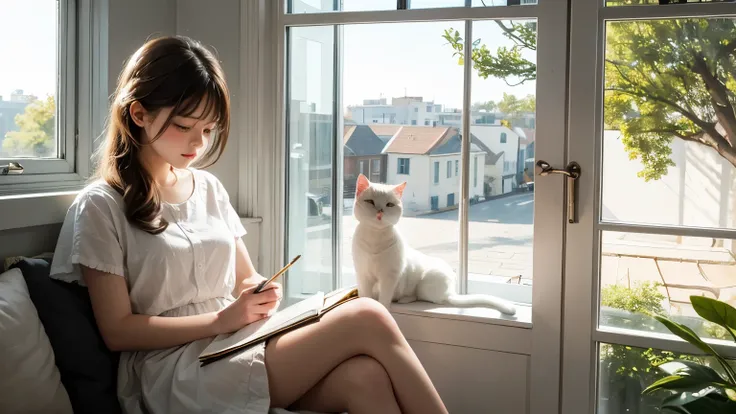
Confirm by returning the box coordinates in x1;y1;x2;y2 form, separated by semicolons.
249;3;570;412
562;2;736;413
0;0;107;197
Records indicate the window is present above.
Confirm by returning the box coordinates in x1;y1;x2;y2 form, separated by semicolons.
447;160;452;178
411;120;417;125
427;105;432;112
359;160;368;175
288;0;533;13
424;120;430;126
500;132;507;143
281;2;566;411
370;158;380;179
473;156;478;187
0;0;94;191
563;4;736;413
397;158;410;174
455;160;459;176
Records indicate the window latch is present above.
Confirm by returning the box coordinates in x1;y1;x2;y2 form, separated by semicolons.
0;162;24;175
536;160;581;224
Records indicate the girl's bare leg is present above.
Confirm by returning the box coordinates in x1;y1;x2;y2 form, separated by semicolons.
288;355;400;414
265;297;447;414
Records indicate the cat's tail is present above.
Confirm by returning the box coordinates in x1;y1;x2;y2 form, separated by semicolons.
446;294;517;315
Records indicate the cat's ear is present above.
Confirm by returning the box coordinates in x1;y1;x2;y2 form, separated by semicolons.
356;174;371;198
393;182;407;198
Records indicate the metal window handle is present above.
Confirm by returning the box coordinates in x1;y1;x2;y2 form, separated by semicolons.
536;160;581;224
0;162;24;175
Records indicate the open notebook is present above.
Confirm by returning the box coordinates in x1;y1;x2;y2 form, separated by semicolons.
199;285;359;366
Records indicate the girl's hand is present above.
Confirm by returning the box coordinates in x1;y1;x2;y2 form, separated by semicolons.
215;283;283;335
234;273;266;297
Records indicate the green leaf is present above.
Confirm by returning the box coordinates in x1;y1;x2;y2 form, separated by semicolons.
690;296;736;341
654;316;723;358
643;375;709;394
660;387;721;410
653;316;736;384
658;361;727;384
727;388;736;402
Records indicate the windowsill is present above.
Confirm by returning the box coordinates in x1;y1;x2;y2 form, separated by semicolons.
0;190;81;231
284;291;532;329
389;301;532;329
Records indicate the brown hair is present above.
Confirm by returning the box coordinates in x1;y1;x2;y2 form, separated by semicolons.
95;35;230;234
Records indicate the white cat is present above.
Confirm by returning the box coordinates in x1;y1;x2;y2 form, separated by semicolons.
351;174;517;315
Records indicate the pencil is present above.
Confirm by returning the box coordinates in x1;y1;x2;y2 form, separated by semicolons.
253;255;301;293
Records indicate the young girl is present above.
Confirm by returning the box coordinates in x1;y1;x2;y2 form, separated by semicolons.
48;36;448;414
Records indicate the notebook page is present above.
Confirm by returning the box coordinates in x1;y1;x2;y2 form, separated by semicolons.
200;292;325;358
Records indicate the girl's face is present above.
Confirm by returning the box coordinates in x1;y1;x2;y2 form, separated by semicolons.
132;100;217;170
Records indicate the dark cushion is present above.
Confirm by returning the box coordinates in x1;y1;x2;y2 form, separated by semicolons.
11;258;121;414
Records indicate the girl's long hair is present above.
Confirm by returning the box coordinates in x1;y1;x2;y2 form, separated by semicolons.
95;35;230;234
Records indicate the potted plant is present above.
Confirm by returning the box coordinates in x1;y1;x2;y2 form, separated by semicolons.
642;296;736;413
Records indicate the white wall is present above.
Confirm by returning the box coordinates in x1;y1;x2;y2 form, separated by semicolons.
386;153;430;213
386;153;484;213
601;130;735;229
473;125;520;177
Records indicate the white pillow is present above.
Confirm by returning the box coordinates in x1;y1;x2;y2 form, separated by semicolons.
0;268;73;414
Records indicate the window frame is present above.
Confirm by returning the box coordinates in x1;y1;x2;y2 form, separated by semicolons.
433;160;440;184
0;0;106;197
269;3;570;414
562;1;736;413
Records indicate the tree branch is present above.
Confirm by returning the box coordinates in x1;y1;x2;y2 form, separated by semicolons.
494;21;536;51
692;53;736;147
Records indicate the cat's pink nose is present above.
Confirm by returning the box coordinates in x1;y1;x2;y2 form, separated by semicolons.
377;212;383;221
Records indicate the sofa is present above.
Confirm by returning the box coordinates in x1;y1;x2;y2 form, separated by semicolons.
0;255;330;414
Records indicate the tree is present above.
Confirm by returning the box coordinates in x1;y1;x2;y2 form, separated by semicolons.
497;92;535;118
2;95;56;158
443;17;736;182
472;100;497;112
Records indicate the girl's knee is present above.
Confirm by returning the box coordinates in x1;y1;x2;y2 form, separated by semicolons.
339;297;404;349
342;355;392;394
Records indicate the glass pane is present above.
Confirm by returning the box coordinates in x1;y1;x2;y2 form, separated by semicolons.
289;0;396;13
599;231;736;341
411;0;466;8
0;0;58;159
597;343;735;414
288;0;538;12
472;0;539;5
467;19;537;301
606;0;722;6
602;18;736;231
341;21;464;287
286;26;335;297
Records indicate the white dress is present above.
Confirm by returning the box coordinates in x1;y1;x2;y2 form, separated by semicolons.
49;168;271;414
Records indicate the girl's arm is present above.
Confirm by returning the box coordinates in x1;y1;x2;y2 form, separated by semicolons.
82;266;279;352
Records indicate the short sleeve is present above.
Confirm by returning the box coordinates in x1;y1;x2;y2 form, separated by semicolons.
50;189;126;283
206;171;247;239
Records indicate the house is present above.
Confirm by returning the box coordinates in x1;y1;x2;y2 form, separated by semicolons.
382;126;485;214
471;125;522;194
343;125;387;193
519;127;536;173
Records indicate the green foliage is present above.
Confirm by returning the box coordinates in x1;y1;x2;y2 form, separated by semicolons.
445;14;736;182
641;296;736;413
442;21;536;87
2;95;56;157
602;281;667;318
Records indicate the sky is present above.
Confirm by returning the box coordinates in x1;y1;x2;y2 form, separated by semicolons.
0;0;537;113
342;19;536;110
0;0;57;100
